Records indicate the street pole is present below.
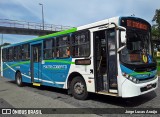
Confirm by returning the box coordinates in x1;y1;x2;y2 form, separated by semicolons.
1;34;3;45
39;3;44;30
0;34;3;75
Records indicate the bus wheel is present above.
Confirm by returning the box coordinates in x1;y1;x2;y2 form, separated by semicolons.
16;72;23;87
70;76;88;100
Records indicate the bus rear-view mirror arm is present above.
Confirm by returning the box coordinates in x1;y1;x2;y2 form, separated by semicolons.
117;26;126;53
117;45;126;53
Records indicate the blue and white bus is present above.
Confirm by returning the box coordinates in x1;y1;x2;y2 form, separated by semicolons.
1;16;158;100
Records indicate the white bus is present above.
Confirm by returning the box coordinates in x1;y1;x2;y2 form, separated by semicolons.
1;16;158;100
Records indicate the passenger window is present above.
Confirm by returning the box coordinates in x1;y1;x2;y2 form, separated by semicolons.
22;44;30;60
14;46;21;61
56;35;70;58
8;47;14;61
71;30;90;57
2;48;8;62
44;39;54;59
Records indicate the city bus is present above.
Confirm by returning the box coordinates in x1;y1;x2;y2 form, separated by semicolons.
1;16;158;100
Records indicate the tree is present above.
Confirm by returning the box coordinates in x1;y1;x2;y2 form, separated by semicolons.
152;9;160;40
0;42;10;48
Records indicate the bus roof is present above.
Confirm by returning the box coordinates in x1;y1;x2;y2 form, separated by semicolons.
77;16;119;30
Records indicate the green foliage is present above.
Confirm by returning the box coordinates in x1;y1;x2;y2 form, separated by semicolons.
152;9;160;25
152;25;159;38
152;9;160;40
0;43;10;48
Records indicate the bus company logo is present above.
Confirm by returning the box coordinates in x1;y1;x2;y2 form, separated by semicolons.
43;65;67;70
146;68;152;72
1;109;42;115
148;74;151;77
2;109;11;114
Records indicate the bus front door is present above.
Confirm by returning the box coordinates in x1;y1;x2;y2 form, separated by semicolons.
31;43;42;84
94;29;118;93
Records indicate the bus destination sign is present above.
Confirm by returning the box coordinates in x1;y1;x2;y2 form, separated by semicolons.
127;20;148;30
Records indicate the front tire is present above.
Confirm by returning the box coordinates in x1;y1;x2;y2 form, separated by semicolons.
16;72;23;87
70;76;88;100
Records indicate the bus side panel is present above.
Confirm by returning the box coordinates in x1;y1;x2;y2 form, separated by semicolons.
3;62;9;79
3;62;16;80
65;57;96;93
41;58;72;88
41;62;53;86
18;62;31;83
3;61;32;83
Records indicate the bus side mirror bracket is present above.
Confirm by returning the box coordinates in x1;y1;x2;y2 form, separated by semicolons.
121;31;126;44
157;45;160;51
117;26;126;53
117;45;126;53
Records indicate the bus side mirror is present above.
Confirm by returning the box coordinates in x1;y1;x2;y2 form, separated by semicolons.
121;31;126;44
117;26;126;53
117;31;126;53
117;26;126;44
158;45;160;51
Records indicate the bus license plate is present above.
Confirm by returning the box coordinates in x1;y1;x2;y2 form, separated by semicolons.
146;84;152;89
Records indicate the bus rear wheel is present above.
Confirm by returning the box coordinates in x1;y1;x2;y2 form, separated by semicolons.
70;76;88;100
16;72;23;87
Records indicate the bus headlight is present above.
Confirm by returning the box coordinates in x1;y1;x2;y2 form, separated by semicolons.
154;75;158;79
133;78;137;83
129;76;133;81
122;72;139;84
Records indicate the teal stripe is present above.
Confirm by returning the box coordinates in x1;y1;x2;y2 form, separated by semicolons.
3;61;30;71
129;72;151;76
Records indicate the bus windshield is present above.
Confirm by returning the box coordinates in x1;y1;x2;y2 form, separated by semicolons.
120;29;152;65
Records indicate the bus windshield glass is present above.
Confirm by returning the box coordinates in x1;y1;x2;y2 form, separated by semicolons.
120;29;152;65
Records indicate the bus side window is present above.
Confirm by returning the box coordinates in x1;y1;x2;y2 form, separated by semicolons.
33;48;37;62
71;30;90;57
2;48;7;62
21;44;29;60
66;47;70;57
56;35;70;58
52;51;55;58
56;49;59;58
8;47;14;61
43;39;54;59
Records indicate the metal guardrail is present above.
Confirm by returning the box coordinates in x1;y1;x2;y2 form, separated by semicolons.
0;19;73;31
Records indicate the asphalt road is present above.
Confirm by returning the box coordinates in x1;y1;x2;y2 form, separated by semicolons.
0;77;159;117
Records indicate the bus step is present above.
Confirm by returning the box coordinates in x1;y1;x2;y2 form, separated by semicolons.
32;82;41;86
97;91;118;96
109;89;118;93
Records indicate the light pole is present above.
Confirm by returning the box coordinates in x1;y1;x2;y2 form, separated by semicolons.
39;3;44;30
1;34;3;45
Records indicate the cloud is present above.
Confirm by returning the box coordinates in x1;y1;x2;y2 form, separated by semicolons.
0;0;41;22
1;0;159;25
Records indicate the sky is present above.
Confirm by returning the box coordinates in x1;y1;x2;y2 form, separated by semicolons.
0;0;160;44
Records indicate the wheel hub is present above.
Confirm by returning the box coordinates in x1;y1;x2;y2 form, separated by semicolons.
74;82;84;95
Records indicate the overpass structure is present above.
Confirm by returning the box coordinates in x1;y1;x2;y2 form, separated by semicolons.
0;19;73;75
0;19;72;36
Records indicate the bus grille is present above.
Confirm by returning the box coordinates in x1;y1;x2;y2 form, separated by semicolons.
135;67;156;72
140;83;157;92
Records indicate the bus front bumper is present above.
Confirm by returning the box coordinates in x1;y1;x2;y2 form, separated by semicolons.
121;76;158;98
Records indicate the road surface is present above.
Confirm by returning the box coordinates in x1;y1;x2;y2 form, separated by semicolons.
0;77;159;117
